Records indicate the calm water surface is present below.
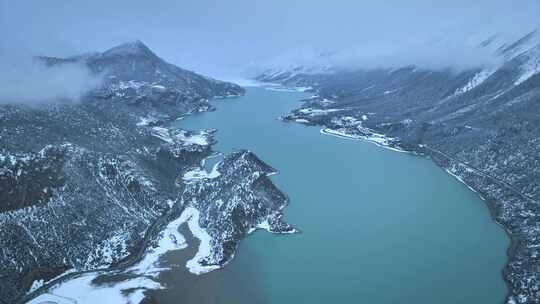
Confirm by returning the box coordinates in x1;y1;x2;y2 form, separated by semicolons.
149;87;509;304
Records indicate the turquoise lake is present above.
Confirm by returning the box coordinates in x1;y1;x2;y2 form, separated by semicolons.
151;86;509;304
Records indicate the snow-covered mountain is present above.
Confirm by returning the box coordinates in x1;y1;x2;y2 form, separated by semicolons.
257;30;540;304
258;30;540;90
0;42;296;304
40;40;244;101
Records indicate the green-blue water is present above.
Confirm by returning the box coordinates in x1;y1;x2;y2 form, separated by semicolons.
154;87;508;304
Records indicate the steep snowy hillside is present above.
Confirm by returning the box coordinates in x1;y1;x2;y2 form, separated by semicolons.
257;31;540;304
0;42;297;304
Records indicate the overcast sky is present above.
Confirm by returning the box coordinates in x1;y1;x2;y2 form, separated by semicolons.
1;0;539;78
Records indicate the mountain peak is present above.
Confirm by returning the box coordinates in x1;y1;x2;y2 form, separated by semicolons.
102;40;157;58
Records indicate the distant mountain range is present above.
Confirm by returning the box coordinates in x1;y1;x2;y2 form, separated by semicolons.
257;30;540;304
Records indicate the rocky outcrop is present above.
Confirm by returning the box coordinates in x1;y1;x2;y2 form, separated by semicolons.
180;150;297;272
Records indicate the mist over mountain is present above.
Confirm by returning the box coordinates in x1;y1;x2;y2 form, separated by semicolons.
0;56;102;105
0;40;247;303
1;0;539;78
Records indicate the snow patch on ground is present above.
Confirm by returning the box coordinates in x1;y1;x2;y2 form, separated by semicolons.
28;274;161;304
179;207;221;275
174;130;209;146
0;153;29;166
95;232;130;266
401;118;413;125
455;68;496;95
128;214;188;277
298;108;342;116
183;162;221;183
320;98;336;106
151;127;173;144
151;128;211;147
320;128;406;153
136;116;158;127
28;279;44;294
256;219;271;232
151;84;166;90
115;80;145;90
265;86;312;92
28;204;190;304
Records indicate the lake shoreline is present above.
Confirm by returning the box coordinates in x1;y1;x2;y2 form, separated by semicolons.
273;83;515;303
167;86;508;303
23;86;510;304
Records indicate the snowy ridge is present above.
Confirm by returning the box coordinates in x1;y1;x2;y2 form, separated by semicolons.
102;40;155;58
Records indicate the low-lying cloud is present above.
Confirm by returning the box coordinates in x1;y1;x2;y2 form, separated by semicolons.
1;0;539;79
0;56;102;105
261;37;506;73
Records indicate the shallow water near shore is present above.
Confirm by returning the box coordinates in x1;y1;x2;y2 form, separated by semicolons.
146;86;509;303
